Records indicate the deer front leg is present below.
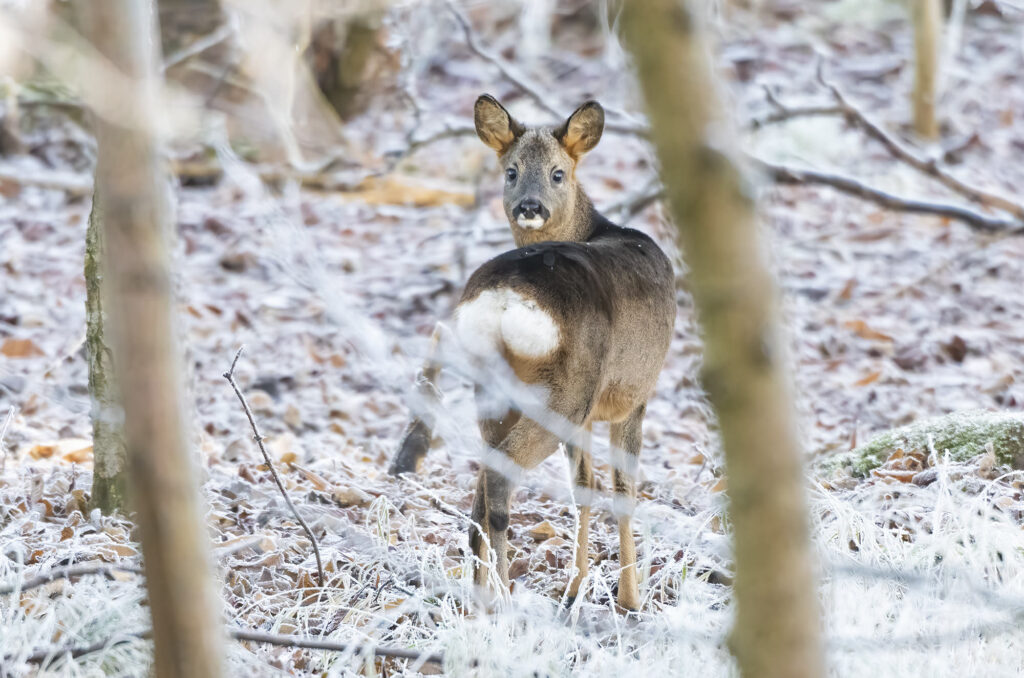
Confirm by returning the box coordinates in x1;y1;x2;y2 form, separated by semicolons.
389;327;443;475
611;405;645;611
566;427;593;602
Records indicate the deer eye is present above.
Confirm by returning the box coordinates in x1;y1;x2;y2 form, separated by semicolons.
551;169;565;183
505;167;518;183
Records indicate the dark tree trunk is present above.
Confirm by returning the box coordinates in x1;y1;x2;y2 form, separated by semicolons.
85;194;128;515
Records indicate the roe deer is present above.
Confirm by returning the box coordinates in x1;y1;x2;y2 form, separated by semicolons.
391;94;675;610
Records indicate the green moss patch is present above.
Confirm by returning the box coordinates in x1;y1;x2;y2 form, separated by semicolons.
829;410;1024;477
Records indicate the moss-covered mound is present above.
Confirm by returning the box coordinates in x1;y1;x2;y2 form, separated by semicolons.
830;410;1024;478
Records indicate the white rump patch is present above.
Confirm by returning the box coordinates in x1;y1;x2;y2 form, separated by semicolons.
455;289;560;361
455;289;507;359
516;215;546;230
500;294;559;358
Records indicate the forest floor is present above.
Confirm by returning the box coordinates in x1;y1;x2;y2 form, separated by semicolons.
3;2;1024;676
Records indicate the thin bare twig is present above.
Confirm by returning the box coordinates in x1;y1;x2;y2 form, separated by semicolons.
382;124;476;173
445;1;562;121
604;176;665;222
815;68;1024;221
0;562;143;596
748;103;845;129
223;346;325;588
445;1;647;136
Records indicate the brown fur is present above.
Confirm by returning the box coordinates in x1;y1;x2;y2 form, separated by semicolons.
391;96;676;611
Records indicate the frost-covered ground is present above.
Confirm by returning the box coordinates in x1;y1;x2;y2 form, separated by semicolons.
3;1;1024;676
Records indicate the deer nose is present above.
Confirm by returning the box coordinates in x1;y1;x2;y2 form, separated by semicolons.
516;199;544;220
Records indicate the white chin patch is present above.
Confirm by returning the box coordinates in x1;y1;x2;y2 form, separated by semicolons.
516;215;546;230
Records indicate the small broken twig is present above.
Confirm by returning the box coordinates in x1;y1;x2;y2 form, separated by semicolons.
750;86;845;129
223;346;325;588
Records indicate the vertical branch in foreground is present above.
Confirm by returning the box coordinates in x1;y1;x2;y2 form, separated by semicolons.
912;0;943;139
621;3;824;678
75;1;223;676
85;195;129;514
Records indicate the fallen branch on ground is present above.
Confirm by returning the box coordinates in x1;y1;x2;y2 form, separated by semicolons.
751;87;845;129
758;159;1023;233
600;157;1024;234
230;628;444;665
223;346;325;588
22;627;444;667
814;67;1024;221
0;562;144;596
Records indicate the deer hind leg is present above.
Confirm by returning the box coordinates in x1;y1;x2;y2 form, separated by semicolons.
389;326;443;475
610;404;645;611
470;417;559;590
566;424;593;602
470;466;514;588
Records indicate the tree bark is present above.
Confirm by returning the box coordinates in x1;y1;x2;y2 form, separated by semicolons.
74;1;224;676
85;194;128;515
620;3;825;678
912;0;942;139
307;12;383;121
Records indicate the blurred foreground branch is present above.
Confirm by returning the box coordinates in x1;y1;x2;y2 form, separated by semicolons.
0;406;13;474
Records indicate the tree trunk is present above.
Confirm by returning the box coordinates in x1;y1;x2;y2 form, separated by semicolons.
620;3;825;678
307;12;383;121
85;194;128;514
74;1;224;676
912;0;942;139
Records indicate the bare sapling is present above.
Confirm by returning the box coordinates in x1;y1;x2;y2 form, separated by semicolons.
912;0;943;139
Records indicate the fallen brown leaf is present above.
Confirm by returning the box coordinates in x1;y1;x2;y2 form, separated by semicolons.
1;338;44;358
844;319;894;342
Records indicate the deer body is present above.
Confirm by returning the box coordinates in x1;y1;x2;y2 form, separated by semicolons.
392;95;675;610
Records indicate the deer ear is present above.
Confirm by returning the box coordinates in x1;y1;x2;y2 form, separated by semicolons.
555;101;604;159
474;94;524;155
